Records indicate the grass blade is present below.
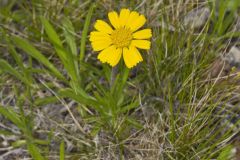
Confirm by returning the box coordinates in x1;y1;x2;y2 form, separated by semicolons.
40;17;67;61
27;143;44;160
59;88;99;108
0;106;24;130
40;17;80;89
62;17;77;57
12;36;66;81
60;140;65;160
80;3;95;61
0;59;28;84
62;17;80;79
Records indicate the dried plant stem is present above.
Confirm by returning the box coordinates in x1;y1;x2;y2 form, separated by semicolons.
39;79;86;134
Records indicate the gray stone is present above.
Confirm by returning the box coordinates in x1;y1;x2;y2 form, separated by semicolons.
183;7;210;29
225;46;240;66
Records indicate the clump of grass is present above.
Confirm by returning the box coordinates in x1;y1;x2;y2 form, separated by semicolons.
0;0;240;159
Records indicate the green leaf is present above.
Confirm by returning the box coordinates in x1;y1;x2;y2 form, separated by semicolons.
80;3;95;61
0;129;15;136
11;36;66;81
62;17;77;57
34;139;50;145
34;96;58;106
59;88;99;108
60;140;65;160
90;123;102;137
40;17;66;60
12;140;26;148
0;59;28;84
126;117;143;129
0;106;25;130
40;17;80;89
120;100;139;113
27;143;45;160
227;0;240;11
217;145;234;160
3;33;24;70
62;17;80;82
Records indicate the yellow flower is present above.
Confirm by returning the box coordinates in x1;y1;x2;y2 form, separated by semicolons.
90;9;152;68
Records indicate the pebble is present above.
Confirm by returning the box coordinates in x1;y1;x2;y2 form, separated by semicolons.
226;46;240;66
183;7;210;29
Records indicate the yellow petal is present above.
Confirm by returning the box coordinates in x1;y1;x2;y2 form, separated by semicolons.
133;29;152;39
131;46;143;62
94;20;113;34
91;39;112;51
125;11;139;29
129;15;146;32
97;45;114;63
108;47;122;66
123;47;132;68
108;11;120;29
89;31;111;42
131;40;151;50
97;45;122;66
123;46;143;68
90;31;108;37
119;8;130;27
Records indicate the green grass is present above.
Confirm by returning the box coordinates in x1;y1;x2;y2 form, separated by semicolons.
0;0;240;159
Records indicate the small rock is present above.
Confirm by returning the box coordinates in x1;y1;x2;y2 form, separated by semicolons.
209;58;231;78
183;7;210;29
0;0;9;7
226;46;240;66
142;105;156;121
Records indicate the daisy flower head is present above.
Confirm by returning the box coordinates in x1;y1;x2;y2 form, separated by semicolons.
90;9;152;68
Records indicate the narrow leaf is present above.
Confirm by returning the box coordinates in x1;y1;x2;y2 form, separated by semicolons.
62;17;77;56
80;3;95;61
62;17;80;80
41;17;79;88
40;17;65;58
12;36;66;81
0;59;28;84
59;88;99;109
60;140;65;160
27;143;44;160
0;107;25;131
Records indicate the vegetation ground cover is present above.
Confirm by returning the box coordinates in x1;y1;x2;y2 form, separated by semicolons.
0;0;240;159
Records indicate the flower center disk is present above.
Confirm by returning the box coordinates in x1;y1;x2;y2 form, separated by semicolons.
111;27;132;48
